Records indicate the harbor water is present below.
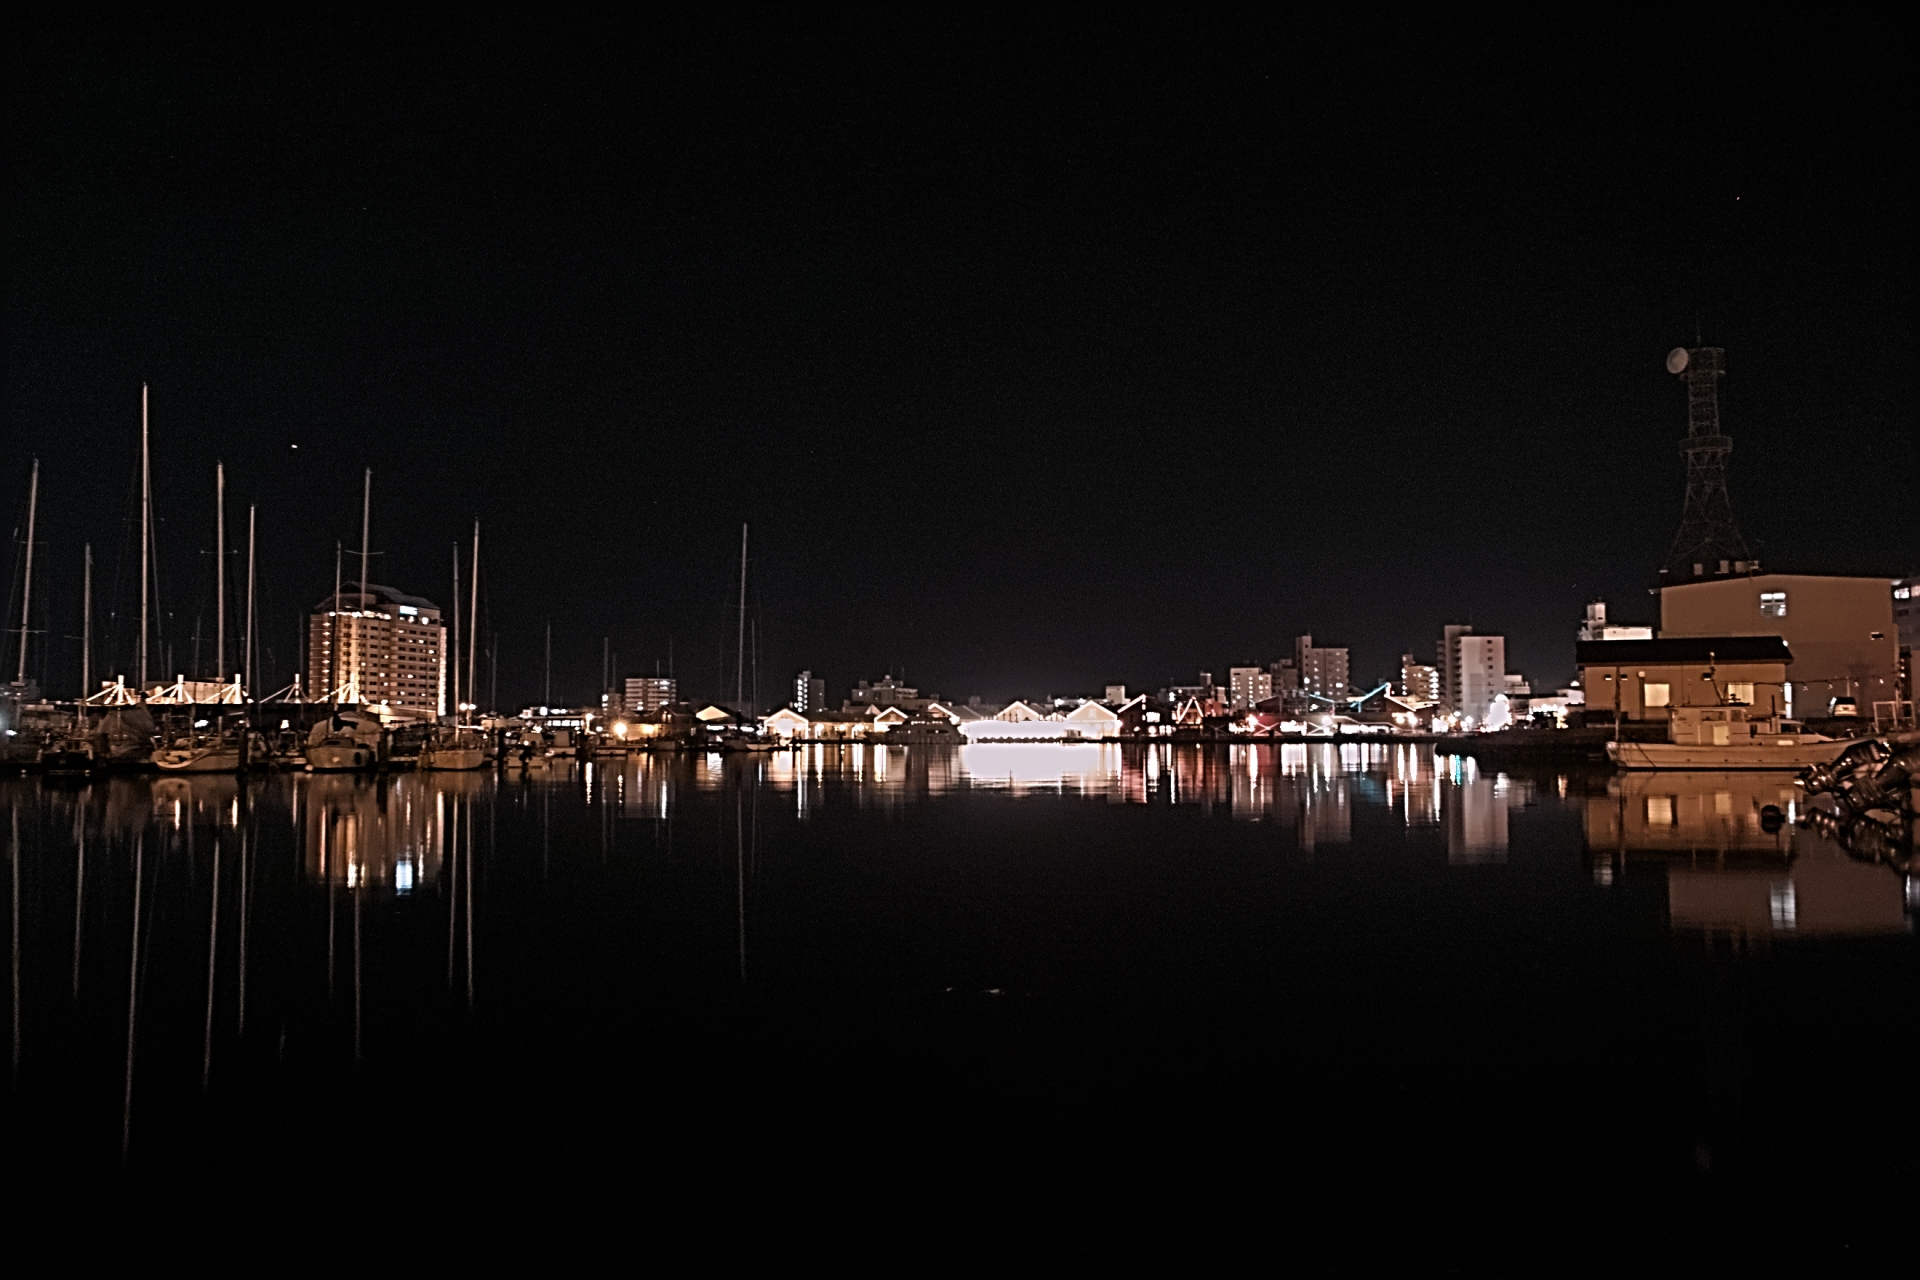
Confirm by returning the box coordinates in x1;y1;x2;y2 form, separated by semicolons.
4;743;1913;1249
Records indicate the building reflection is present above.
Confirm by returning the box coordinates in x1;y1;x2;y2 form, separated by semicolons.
604;741;1534;863
301;772;478;895
1582;771;1908;939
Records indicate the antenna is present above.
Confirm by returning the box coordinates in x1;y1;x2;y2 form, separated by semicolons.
1660;344;1751;580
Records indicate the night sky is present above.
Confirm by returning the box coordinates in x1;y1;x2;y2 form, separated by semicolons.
6;14;1913;707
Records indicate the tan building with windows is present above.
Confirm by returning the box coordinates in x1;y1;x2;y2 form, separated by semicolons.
1575;636;1790;724
306;582;447;721
1660;573;1898;716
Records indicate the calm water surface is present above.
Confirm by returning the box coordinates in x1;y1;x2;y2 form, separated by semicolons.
5;744;1913;1246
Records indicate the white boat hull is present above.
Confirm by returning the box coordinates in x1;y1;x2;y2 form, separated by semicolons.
154;746;242;773
1607;738;1852;771
307;742;376;771
419;746;484;771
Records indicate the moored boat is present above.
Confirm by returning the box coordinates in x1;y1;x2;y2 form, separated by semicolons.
419;725;485;771
1608;705;1851;771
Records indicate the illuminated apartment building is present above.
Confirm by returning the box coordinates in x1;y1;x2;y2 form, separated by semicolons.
1228;666;1272;711
306;582;447;720
624;676;678;715
1294;635;1349;702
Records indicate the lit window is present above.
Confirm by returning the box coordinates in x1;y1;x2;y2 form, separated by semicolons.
1724;682;1754;705
1760;591;1786;618
1643;682;1671;707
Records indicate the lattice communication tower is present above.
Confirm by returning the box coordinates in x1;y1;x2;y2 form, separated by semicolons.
1660;345;1753;580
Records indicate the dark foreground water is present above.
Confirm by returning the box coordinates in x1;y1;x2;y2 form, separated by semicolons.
4;744;1914;1255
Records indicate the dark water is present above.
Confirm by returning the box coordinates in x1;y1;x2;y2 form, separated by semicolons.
4;744;1913;1252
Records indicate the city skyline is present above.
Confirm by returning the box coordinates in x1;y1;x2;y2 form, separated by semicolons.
5;15;1913;708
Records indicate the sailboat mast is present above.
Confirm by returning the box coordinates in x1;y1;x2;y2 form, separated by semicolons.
332;541;342;703
139;386;150;691
544;621;551;706
357;469;371;700
735;523;747;710
245;505;256;695
14;458;38;684
467;521;480;716
215;463;226;681
81;544;93;698
450;543;461;718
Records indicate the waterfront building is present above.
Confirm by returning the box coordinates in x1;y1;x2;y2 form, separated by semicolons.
1294;636;1349;703
1228;666;1272;711
1579;601;1653;642
305;582;446;721
1436;627;1506;725
845;674;933;712
1659;573;1899;718
624;676;677;715
1890;575;1916;700
1400;656;1439;705
794;670;827;712
1575;636;1791;724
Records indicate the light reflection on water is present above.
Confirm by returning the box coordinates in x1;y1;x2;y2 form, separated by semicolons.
1;743;1913;1195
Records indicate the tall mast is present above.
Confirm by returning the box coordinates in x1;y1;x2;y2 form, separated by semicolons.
467;520;480;716
544;620;551;706
139;386;150;691
81;544;93;698
215;463;226;681
735;523;748;710
14;457;38;684
450;543;461;718
245;505;256;695
332;541;342;703
357;469;371;699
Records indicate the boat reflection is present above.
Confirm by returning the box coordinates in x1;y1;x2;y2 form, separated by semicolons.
1582;771;1909;939
301;772;481;894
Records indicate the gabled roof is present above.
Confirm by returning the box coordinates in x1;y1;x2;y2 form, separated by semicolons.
1065;701;1120;722
1575;636;1791;665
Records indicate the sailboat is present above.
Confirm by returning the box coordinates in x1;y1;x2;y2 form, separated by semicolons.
307;711;381;771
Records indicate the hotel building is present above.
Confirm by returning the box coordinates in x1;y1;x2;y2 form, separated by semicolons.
306;583;447;721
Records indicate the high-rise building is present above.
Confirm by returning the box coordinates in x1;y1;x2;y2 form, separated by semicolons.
1400;655;1440;704
306;583;446;721
794;670;826;712
1104;684;1128;705
624;676;677;715
1438;627;1506;725
1438;624;1474;713
1294;636;1349;703
1228;667;1272;711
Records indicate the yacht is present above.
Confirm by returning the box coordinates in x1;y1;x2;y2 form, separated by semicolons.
307;711;381;771
1608;705;1851;771
418;724;485;771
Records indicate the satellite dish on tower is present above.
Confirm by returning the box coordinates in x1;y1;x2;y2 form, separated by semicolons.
1666;347;1690;374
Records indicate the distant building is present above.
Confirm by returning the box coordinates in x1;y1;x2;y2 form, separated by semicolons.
794;670;826;712
1660;573;1899;718
1892;575;1917;699
1400;656;1440;704
1294;636;1349;703
1438;625;1506;725
1104;684;1128;705
624;676;677;715
306;582;446;721
845;675;932;712
1579;601;1653;642
1228;667;1271;711
1268;659;1303;713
